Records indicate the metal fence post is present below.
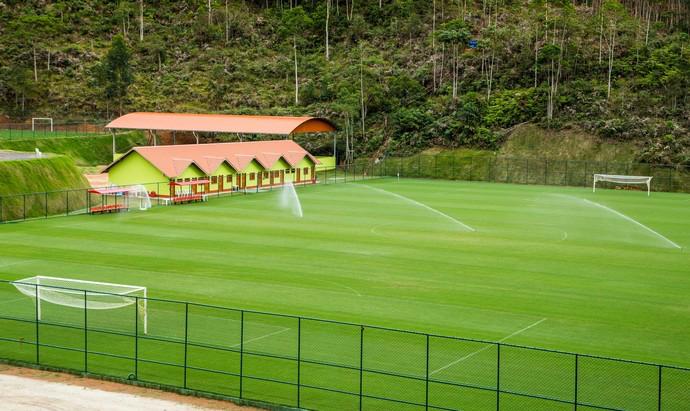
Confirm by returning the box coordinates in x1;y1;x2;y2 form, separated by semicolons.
506;157;512;183
66;191;69;216
434;155;438;178
23;194;26;220
45;192;48;218
574;353;579;411
134;296;139;378
565;160;569;186
496;343;501;410
469;156;474;181
658;365;662;411
297;317;302;408
35;284;40;364
451;156;456;179
544;159;548;185
425;334;430;410
239;310;245;399
359;326;364;411
84;290;88;372
183;302;189;389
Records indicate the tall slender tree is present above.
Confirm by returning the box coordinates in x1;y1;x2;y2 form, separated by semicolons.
95;35;133;115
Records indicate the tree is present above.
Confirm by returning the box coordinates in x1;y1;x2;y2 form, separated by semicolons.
602;0;628;101
279;7;313;105
139;0;145;41
436;19;471;100
95;35;133;115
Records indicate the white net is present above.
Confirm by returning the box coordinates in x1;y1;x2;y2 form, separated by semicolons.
593;174;652;196
11;276;147;333
126;184;152;211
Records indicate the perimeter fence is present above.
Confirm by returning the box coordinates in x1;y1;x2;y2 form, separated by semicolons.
0;168;380;224
2;155;689;224
0;122;108;140
373;154;690;194
0;279;688;411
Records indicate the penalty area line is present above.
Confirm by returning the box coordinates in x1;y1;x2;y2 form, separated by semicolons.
229;327;291;349
582;199;681;249
429;318;547;377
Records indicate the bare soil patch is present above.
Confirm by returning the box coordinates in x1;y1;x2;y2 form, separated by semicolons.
0;365;261;411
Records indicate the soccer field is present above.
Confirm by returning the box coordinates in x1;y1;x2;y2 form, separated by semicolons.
0;178;689;409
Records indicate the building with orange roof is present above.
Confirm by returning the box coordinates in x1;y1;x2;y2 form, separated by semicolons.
101;112;335;200
103;140;321;197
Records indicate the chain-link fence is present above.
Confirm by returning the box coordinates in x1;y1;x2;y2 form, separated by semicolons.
2;155;688;224
376;154;690;193
0;280;688;410
0;166;386;224
0;122;109;140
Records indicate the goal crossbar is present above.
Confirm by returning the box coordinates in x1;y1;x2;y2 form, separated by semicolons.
31;117;53;132
593;174;652;196
11;276;147;333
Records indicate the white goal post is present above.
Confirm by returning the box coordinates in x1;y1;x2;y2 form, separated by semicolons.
31;117;54;132
11;276;147;334
593;174;653;196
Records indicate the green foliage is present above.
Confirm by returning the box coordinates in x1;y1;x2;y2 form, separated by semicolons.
435;19;470;47
0;1;688;158
94;35;133;114
484;89;541;128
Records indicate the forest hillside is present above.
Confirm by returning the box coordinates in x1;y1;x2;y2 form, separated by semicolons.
0;0;688;163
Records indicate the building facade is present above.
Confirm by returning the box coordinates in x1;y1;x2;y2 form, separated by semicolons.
104;140;319;197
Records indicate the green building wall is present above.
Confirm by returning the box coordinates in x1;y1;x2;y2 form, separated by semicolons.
107;152;170;196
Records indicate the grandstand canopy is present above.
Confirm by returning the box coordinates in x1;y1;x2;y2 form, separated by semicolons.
106;112;336;135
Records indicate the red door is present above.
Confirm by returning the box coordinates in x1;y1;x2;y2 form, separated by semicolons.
296;168;301;183
280;170;285;184
218;175;224;192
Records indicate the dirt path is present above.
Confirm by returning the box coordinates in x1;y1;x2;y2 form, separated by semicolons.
0;365;260;411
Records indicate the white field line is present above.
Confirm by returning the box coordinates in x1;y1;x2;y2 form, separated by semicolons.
313;278;362;297
360;185;475;232
582;199;681;249
429;318;547;377
229;327;291;349
560;231;568;241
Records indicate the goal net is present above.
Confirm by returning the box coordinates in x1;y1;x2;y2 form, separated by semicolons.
126;184;152;211
593;174;653;196
31;117;53;132
11;276;147;333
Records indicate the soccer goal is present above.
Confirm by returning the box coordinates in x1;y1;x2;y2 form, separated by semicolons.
11;276;147;334
593;174;653;196
31;117;53;132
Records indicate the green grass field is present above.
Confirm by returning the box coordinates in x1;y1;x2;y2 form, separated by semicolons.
0;178;689;410
0;129;107;140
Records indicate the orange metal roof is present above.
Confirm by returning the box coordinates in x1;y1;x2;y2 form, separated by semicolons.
106;112;336;135
104;140;321;178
